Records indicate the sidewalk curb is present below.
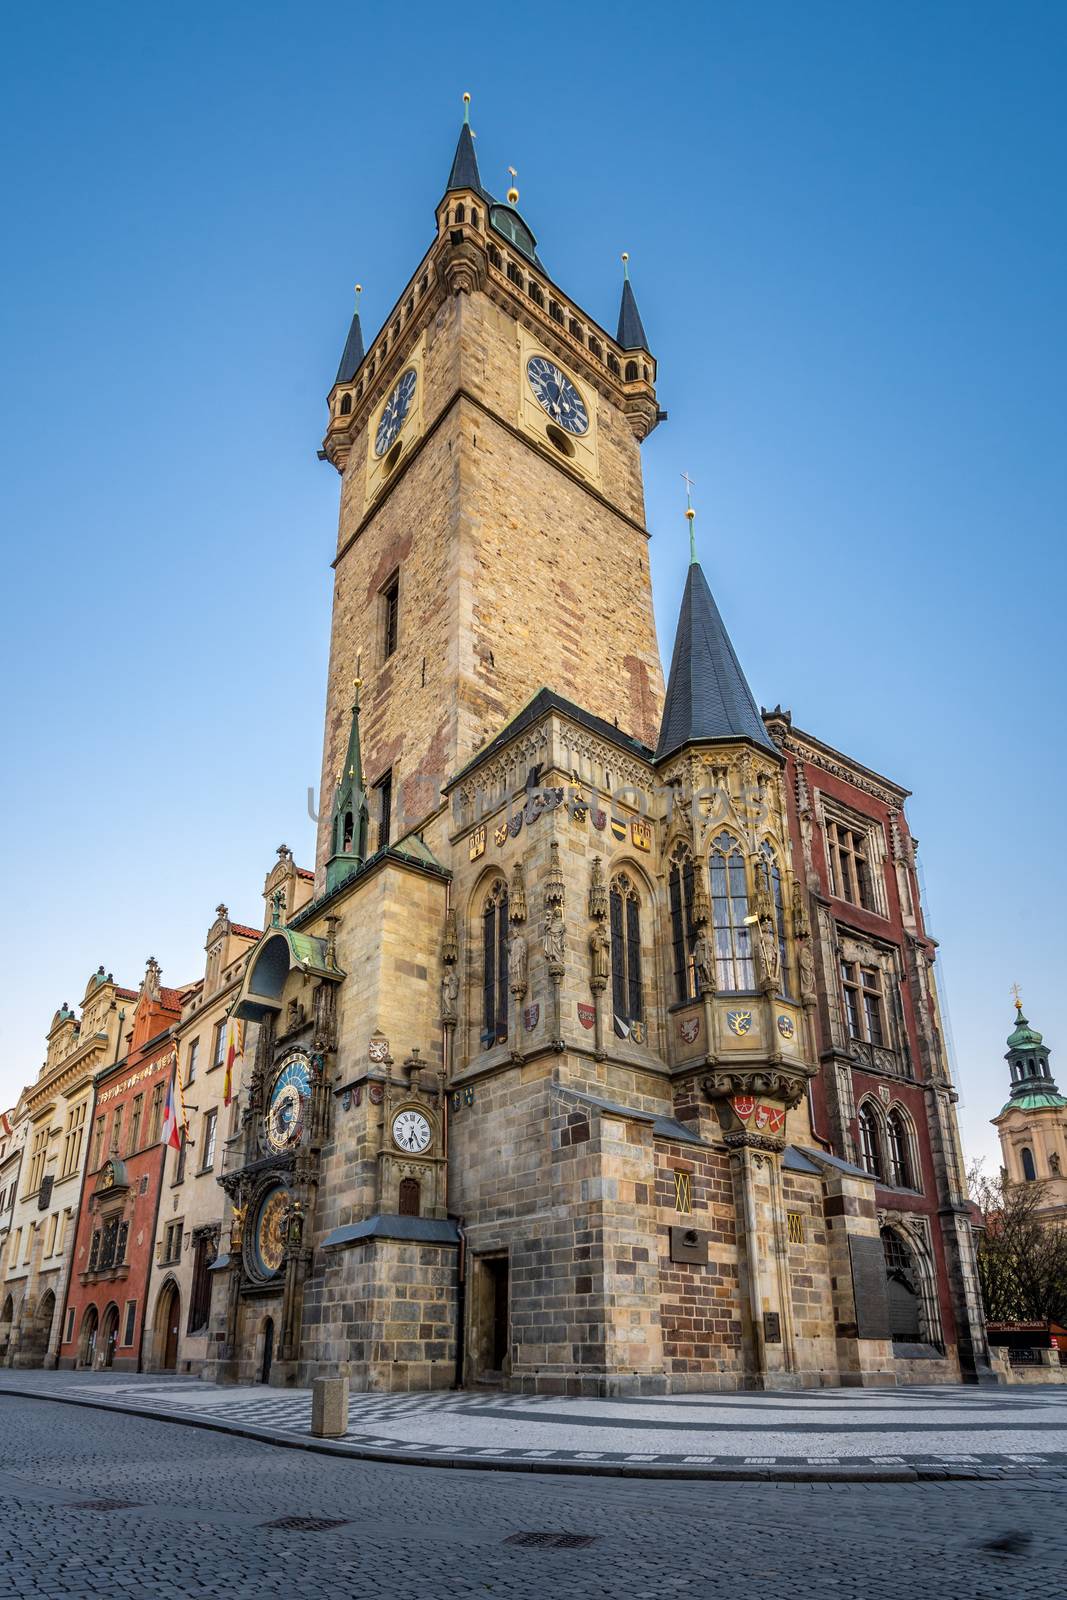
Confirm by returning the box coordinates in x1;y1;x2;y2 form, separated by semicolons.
0;1384;1010;1483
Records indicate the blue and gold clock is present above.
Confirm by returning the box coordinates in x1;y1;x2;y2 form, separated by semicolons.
374;368;418;457
526;356;589;436
265;1053;311;1153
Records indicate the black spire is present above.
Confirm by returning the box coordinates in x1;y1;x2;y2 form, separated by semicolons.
656;556;777;762
616;255;648;350
445;93;485;197
334;286;365;385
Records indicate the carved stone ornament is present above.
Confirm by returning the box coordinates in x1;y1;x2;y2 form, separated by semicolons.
589;921;610;990
142;956;162;1003
703;1063;815;1112
509;861;528;923
544;840;565;908
588;855;608;921
441;966;459;1023
544;902;566;976
692;929;715;996
792;880;811;941
508;927;528;997
690;863;711;927
756;917;782;993
368;1032;390;1065
441;908;459;966
798;941;817;1005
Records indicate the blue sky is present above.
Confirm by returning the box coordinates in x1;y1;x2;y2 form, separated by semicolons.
1;2;1064;1169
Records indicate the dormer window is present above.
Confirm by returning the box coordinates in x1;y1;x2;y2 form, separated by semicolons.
490;204;536;261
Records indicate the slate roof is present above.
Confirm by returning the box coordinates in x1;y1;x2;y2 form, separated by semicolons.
334;309;365;385
449;686;653;791
656;561;778;761
445;121;487;199
617;276;648;350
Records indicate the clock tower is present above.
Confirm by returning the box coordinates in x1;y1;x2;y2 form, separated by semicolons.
316;98;665;871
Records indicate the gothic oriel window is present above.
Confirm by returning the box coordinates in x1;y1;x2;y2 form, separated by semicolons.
886;1110;912;1188
1021;1145;1037;1181
339;393;352;415
609;873;643;1024
481;879;509;1047
858;1103;883;1179
709;833;754;992
668;847;697;1003
760;842;789;993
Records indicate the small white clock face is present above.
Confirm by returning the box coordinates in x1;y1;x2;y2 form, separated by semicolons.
392;1108;432;1154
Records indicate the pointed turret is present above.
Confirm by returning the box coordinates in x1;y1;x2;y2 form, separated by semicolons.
445;92;485;197
326;681;370;892
656;490;777;762
334;285;365;385
616;254;648;350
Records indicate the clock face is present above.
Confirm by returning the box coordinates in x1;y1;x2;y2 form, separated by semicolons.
265;1054;311;1153
392;1108;432;1154
375;368;417;457
526;356;589;436
252;1185;288;1277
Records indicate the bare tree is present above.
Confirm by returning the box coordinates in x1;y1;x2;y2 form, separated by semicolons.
968;1161;1067;1325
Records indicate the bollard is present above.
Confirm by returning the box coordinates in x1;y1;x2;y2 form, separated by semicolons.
311;1375;350;1438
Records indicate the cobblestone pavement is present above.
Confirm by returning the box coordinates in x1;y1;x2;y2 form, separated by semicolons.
1;1370;1065;1479
1;1394;1065;1599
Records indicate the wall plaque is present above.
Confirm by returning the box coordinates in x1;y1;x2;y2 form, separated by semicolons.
848;1233;892;1340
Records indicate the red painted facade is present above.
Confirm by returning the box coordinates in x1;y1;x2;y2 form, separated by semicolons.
769;709;981;1370
58;970;184;1371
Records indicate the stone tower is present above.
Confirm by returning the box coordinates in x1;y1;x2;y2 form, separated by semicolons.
993;999;1067;1220
316;100;665;876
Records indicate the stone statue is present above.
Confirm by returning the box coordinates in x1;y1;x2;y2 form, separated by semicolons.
589;921;610;988
544;904;566;972
693;929;714;996
757;918;782;991
508;928;528;995
286;997;306;1033
441;966;459;1021
1050;1150;1062;1176
798;941;816;1004
229;1203;247;1250
286;1200;304;1252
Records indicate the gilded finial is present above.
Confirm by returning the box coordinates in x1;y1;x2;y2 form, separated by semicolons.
681;471;697;564
621;251;630;281
506;166;519;206
1011;981;1023;1012
462;91;471;126
354;284;362;311
352;675;363;710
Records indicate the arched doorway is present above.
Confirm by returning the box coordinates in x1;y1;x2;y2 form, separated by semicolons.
260;1317;275;1384
22;1290;55;1366
101;1304;120;1369
80;1305;99;1369
0;1294;14;1366
156;1281;181;1371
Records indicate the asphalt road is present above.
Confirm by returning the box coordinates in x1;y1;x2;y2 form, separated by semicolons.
1;1394;1065;1599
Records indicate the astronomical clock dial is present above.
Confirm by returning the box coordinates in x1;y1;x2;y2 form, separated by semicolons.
392;1108;432;1154
525;356;589;436
265;1054;311;1153
374;368;418;457
252;1186;289;1277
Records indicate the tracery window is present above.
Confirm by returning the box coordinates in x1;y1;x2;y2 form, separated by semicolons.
858;1103;883;1179
668;847;696;1004
609;873;643;1025
826;819;874;909
481;880;509;1048
760;841;789;993
886;1110;912;1189
709;833;754;992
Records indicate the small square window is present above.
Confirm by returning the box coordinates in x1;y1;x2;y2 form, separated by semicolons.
673;1170;692;1214
787;1211;805;1245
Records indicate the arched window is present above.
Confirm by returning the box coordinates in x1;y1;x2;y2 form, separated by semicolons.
668;847;696;1003
881;1227;923;1342
760;842;788;993
569;318;583;341
709;833;753;992
588;336;602;361
609;873;643;1025
549;300;564;324
528;283;544;307
624;359;638;381
488;245;502;270
858;1104;883;1179
398;1177;420;1217
481;880;509;1048
607;354;620;376
1021;1145;1037;1181
339;392;352;415
886;1110;912;1188
506;261;525;290
471;209;481;230
455;203;466;223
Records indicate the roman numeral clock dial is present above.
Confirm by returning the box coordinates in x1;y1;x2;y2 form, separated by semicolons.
392;1108;432;1153
526;356;589;435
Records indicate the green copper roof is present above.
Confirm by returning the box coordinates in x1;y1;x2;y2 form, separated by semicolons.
1008;1010;1044;1050
997;1089;1067;1117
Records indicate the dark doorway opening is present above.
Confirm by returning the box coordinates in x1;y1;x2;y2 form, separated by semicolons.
261;1317;275;1384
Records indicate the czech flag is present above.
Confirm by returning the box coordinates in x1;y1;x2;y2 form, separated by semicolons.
160;1072;182;1152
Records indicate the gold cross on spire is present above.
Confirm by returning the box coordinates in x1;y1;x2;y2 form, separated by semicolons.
682;472;697;564
1010;981;1023;1011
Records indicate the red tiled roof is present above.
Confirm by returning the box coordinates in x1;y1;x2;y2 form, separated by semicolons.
114;987;139;1001
159;986;188;1012
296;867;315;880
230;922;261;940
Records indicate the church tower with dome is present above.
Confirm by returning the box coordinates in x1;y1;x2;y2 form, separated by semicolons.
993;998;1067;1223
